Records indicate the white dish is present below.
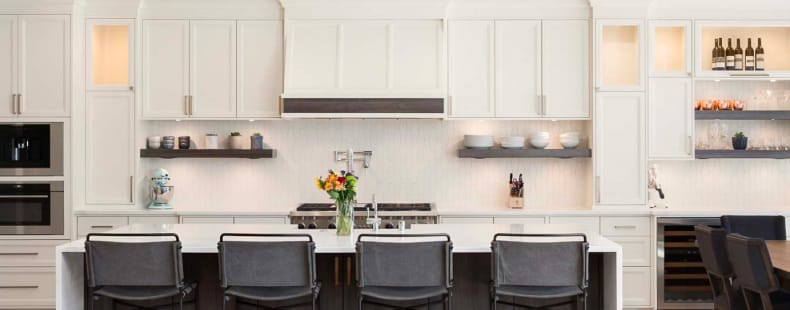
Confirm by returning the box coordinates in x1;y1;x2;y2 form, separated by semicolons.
530;138;550;149
560;138;580;149
464;135;495;148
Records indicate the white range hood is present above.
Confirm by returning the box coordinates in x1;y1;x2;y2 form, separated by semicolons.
280;0;448;118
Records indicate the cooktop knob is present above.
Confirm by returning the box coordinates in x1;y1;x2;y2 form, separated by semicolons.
328;223;337;229
297;223;306;229
384;222;395;229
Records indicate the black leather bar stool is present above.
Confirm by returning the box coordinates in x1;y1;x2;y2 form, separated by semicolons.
356;233;453;310
694;225;745;309
726;233;790;309
490;233;588;310
84;233;198;310
721;215;787;240
217;233;320;310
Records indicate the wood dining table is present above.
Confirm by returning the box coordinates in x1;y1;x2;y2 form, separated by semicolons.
765;240;790;285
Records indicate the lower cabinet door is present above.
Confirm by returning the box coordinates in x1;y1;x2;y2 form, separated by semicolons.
440;216;493;224
493;216;546;225
77;216;129;238
0;267;55;309
607;236;651;267
623;266;652;307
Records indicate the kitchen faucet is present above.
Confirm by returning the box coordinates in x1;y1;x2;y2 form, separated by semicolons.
335;147;373;174
366;194;381;232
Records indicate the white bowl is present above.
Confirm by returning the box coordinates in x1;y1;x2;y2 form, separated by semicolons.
560;132;580;139
530;137;550;149
499;136;525;146
464;135;495;148
559;137;580;149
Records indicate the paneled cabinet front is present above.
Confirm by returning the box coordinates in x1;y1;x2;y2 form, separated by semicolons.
0;15;70;118
449;19;589;119
648;78;693;159
594;93;646;206
284;20;444;97
143;19;281;119
85;92;134;205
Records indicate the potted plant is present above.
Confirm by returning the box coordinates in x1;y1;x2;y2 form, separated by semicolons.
315;170;358;236
732;131;748;150
250;132;264;150
228;132;246;150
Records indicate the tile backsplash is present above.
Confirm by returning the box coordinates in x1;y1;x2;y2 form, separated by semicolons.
137;120;592;212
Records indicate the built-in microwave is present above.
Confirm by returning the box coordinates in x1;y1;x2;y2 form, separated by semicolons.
0;123;64;176
0;181;64;235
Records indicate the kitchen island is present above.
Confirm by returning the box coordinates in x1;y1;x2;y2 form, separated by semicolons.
56;223;622;309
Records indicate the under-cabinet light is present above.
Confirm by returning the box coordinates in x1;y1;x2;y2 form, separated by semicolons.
714;79;721;82
249;119;255;122
771;79;778;83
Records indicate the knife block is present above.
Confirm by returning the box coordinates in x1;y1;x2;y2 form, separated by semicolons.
508;196;524;209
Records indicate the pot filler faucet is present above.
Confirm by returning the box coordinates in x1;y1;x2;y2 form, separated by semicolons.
334;147;372;175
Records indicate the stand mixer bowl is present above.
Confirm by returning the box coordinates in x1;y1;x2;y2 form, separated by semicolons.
151;185;174;205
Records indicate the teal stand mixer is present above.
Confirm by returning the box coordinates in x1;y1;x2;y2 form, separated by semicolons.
148;168;174;209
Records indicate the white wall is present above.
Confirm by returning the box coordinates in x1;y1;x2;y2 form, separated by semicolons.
136;120;592;212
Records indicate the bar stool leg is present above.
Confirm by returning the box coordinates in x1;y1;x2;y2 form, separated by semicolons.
358;295;364;310
222;295;228;310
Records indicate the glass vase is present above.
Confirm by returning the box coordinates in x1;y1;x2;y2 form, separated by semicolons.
335;199;355;236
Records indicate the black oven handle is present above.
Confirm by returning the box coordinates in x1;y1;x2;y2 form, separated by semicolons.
0;195;49;199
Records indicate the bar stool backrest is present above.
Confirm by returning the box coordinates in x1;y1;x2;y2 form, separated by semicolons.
721;215;787;240
356;234;452;288
726;233;780;293
84;233;183;288
491;233;588;288
218;233;316;288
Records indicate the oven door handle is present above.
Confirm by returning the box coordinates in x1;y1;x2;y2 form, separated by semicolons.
0;195;49;199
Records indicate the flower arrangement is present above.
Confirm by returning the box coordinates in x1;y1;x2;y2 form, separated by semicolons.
315;170;358;235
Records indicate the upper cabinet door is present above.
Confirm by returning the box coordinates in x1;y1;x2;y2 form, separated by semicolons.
448;20;495;118
0;16;16;118
18;15;70;117
285;21;340;92
596;20;644;92
142;20;189;119
595;92;646;206
189;20;236;118
86;19;134;91
543;20;590;118
648;78;693;160
340;21;389;90
649;20;691;77
390;21;443;93
237;20;283;118
495;20;541;118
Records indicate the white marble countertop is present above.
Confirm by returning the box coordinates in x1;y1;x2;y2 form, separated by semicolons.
56;223;620;254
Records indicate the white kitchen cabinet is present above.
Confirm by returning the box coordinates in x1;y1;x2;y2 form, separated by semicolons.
543;20;590;118
448;20;495;118
495;20;541;118
0;16;16;117
86;19;134;91
595;93;646;206
190;20;236;118
284;20;443;97
623;267;652;307
18;15;70;117
649;20;692;77
77;216;129;238
548;216;600;234
181;216;234;224
608;236;651;267
142;20;189;118
648;78;693;159
493;216;546;225
596;20;644;91
0;267;55;309
128;216;179;225
234;216;288;224
85;92;134;205
440;216;494;224
237;20;282;118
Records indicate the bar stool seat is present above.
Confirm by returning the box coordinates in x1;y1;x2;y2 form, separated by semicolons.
360;286;448;301
496;285;583;299
224;284;318;301
93;283;196;301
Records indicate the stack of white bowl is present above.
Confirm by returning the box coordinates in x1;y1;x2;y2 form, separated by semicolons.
500;136;526;149
463;135;495;149
529;132;550;149
559;132;581;149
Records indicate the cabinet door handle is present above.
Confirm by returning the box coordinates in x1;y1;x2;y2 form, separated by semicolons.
90;225;114;229
16;94;21;115
334;256;340;286
189;95;194;115
130;176;134;203
345;256;352;286
542;95;547;116
595;176;601;203
0;252;38;256
0;285;38;289
11;94;16;115
614;225;637;229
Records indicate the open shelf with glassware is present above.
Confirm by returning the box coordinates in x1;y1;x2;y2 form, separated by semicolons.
695;22;790;78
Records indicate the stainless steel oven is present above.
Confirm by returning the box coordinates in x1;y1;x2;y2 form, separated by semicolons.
0;123;64;176
0;181;64;235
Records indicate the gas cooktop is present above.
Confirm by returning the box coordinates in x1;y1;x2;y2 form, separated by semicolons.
296;203;433;212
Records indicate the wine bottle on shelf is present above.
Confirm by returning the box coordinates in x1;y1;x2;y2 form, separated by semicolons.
710;39;719;70
745;38;755;71
717;38;726;70
726;38;735;70
735;38;744;70
756;37;765;71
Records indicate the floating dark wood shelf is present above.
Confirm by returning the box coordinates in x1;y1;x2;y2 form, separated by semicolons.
695;110;790;120
695;149;790;159
458;148;591;159
140;149;276;159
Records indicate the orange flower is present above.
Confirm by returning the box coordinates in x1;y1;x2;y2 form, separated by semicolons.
334;182;345;191
324;182;333;191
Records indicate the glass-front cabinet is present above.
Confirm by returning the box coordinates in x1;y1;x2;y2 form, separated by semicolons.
596;20;644;91
649;20;692;77
86;19;134;90
695;21;790;78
